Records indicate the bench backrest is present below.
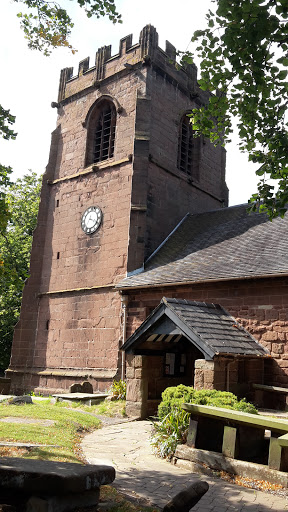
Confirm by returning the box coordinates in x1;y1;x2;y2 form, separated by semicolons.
182;403;288;434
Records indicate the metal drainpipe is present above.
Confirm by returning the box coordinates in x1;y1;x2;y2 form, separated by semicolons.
121;294;129;381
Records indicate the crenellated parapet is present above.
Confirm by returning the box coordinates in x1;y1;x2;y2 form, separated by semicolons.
57;24;198;103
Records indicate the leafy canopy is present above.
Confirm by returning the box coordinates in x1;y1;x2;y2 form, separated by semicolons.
182;0;288;219
13;0;122;56
0;172;41;369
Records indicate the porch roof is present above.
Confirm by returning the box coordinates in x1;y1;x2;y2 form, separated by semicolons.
122;297;269;360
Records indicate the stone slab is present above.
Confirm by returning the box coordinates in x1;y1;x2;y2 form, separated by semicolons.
175;444;288;488
0;417;55;426
0;458;115;495
53;393;109;405
26;489;100;512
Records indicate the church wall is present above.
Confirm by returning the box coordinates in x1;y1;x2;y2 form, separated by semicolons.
132;64;229;259
8;25;230;394
8;45;144;393
123;276;288;389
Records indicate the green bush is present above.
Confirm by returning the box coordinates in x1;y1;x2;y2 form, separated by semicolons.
158;385;258;419
110;379;126;400
152;385;258;459
158;385;196;419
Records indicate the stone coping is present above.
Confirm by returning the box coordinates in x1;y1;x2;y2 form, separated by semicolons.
0;457;115;494
174;445;288;488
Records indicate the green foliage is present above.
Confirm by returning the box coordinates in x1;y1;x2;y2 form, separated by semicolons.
152;385;258;458
0;172;41;369
0;106;17;141
158;386;258;419
182;0;288;219
151;407;190;459
0;105;16;235
13;0;122;56
0;399;101;462
158;384;196;419
110;379;127;400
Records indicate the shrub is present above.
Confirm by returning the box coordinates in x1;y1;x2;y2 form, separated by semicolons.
158;386;258;419
110;379;126;400
152;385;258;459
158;385;196;419
151;407;190;459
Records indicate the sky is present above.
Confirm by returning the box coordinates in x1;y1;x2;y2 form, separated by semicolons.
0;0;260;206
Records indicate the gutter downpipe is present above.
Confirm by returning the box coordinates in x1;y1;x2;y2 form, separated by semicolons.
121;294;129;381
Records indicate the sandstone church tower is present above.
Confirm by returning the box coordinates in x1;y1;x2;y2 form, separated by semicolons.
8;26;228;394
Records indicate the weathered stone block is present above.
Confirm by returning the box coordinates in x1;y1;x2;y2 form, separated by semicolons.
133;355;144;368
126;367;135;379
162;481;209;512
126;379;143;402
0;458;115;494
26;489;100;512
194;360;214;370
125;400;143;418
135;368;143;379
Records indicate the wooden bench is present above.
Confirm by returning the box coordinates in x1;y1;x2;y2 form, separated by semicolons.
182;403;288;472
252;383;288;410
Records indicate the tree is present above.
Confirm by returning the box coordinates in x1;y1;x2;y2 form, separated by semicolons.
13;0;121;56
0;172;41;369
0;0;121;230
0;106;16;235
182;0;288;218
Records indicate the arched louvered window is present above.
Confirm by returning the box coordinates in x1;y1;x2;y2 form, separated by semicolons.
86;100;116;166
177;115;201;180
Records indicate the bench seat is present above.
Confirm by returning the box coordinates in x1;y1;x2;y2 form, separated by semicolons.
182;403;288;471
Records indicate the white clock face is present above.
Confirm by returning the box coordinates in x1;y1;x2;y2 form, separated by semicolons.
81;206;102;234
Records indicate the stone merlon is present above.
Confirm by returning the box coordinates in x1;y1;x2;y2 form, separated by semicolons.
57;24;198;103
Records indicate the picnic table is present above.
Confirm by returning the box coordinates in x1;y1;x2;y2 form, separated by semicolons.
182;403;288;472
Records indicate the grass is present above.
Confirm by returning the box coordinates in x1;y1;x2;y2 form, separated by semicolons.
0;398;159;511
55;398;126;417
0;399;102;462
99;486;159;512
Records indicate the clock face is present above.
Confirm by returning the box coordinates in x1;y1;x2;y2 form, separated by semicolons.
81;206;102;234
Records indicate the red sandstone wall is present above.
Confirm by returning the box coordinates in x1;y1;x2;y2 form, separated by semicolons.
9;26;229;394
9;53;142;393
124;277;288;387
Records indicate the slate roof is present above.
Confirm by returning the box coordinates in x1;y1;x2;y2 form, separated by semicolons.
118;204;288;289
122;297;268;359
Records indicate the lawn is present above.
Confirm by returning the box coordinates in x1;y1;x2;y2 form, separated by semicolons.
0;398;159;511
0;399;102;462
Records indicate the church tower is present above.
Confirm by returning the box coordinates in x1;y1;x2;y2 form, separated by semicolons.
8;26;228;394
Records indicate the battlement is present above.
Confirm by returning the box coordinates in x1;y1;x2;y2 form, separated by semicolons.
57;25;197;103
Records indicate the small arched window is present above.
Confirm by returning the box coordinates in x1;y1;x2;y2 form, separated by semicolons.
86;99;116;166
177;114;201;180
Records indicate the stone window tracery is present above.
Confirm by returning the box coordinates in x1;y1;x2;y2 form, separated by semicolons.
86;99;116;166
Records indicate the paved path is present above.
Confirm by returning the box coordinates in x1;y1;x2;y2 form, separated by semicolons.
81;420;288;511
